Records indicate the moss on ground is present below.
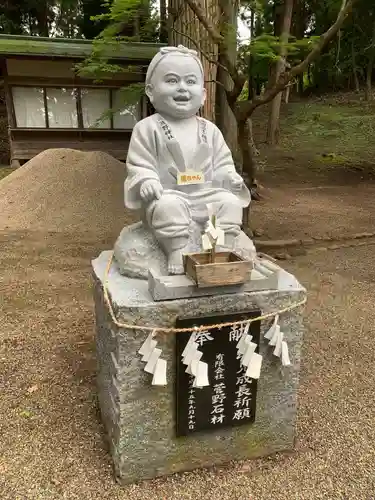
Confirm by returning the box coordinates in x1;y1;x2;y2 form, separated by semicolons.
0;167;12;181
280;98;375;165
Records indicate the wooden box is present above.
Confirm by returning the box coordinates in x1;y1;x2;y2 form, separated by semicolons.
184;251;253;288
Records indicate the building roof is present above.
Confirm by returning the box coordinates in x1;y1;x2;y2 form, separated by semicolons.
0;34;164;61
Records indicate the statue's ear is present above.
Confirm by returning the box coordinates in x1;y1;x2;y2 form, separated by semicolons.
145;84;154;103
201;87;207;106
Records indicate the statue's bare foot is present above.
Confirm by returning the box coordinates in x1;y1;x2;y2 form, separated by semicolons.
168;250;184;275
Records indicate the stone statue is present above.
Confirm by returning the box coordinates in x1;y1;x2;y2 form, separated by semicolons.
115;45;256;278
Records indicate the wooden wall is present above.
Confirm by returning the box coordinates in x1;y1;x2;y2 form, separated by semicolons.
3;56;146;166
10;129;131;164
169;0;219;122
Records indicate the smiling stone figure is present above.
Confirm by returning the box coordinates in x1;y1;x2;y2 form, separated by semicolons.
123;45;255;275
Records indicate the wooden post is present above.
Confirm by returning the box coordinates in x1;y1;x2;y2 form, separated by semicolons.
43;88;49;128
76;88;84;129
1;57;16;166
109;89;114;129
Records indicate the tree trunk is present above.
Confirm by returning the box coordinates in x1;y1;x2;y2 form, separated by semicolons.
248;9;256;100
159;0;168;43
237;118;258;226
237;117;259;183
283;85;291;103
365;21;375;101
351;41;360;92
297;73;304;95
215;1;240;160
36;1;49;37
266;0;294;145
365;62;373;101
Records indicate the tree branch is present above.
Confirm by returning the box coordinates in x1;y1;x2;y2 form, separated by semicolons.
171;26;229;76
184;0;242;92
184;0;224;45
236;0;358;121
205;79;228;89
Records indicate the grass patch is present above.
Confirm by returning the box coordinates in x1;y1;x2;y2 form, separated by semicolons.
279;99;375;166
0;167;12;181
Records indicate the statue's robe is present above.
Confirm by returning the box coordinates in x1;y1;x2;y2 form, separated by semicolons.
124;113;251;252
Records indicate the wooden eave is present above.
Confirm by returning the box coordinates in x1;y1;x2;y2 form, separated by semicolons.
0;34;164;63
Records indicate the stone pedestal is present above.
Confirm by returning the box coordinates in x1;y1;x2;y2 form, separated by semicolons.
92;251;306;485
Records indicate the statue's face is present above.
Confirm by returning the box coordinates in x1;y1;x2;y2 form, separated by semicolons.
146;54;206;119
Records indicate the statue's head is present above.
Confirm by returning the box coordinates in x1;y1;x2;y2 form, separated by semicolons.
145;45;206;119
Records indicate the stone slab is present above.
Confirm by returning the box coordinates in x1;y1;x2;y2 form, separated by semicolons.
92;250;306;485
148;258;281;301
93;251;305;308
113;221;257;280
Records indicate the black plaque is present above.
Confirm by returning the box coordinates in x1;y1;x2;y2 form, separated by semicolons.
175;310;261;437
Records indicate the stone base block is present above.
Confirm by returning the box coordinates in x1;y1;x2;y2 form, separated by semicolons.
92;251;306;485
148;256;281;301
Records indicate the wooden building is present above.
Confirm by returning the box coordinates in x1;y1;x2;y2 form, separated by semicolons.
0;35;163;167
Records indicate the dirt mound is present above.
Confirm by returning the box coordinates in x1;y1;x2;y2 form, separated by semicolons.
0;148;135;235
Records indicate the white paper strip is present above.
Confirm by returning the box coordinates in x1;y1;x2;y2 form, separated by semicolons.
194;361;210;387
144;347;162;373
273;330;284;358
281;341;291;366
264;315;279;341
141;339;157;362
202;233;213;250
206;221;218;240
138;331;156;356
236;323;251;349
185;351;203;375
237;334;253;356
241;342;257;367
269;324;280;347
216;228;225;246
152;359;167;385
182;333;196;358
245;353;263;379
183;342;199;365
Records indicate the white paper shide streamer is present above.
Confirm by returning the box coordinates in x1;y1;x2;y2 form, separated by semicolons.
182;329;210;388
138;330;167;385
202;203;225;250
264;314;291;367
236;321;263;380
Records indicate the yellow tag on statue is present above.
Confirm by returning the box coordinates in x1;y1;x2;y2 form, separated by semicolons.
177;171;205;186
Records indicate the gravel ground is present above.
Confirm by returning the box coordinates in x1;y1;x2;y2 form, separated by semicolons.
251;184;375;240
0;149;135;234
1;228;375;500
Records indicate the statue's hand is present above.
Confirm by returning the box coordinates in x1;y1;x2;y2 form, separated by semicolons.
228;172;243;192
140;179;164;202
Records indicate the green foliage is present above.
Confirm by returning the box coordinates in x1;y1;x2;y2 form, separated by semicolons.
77;0;159;84
0;167;12;180
239;0;374;95
78;0;160;125
89;83;144;128
280;97;375;165
79;0;109;39
0;0;84;37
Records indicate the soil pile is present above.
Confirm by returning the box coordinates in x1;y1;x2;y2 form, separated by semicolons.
0;148;135;235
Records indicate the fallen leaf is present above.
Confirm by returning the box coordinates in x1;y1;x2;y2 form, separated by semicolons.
20;410;33;418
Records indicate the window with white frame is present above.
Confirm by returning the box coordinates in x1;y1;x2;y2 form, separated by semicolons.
112;88;140;129
12;87;46;128
46;87;78;128
11;86;141;130
80;88;111;129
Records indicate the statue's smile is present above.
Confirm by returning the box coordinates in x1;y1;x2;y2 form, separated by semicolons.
173;95;190;102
